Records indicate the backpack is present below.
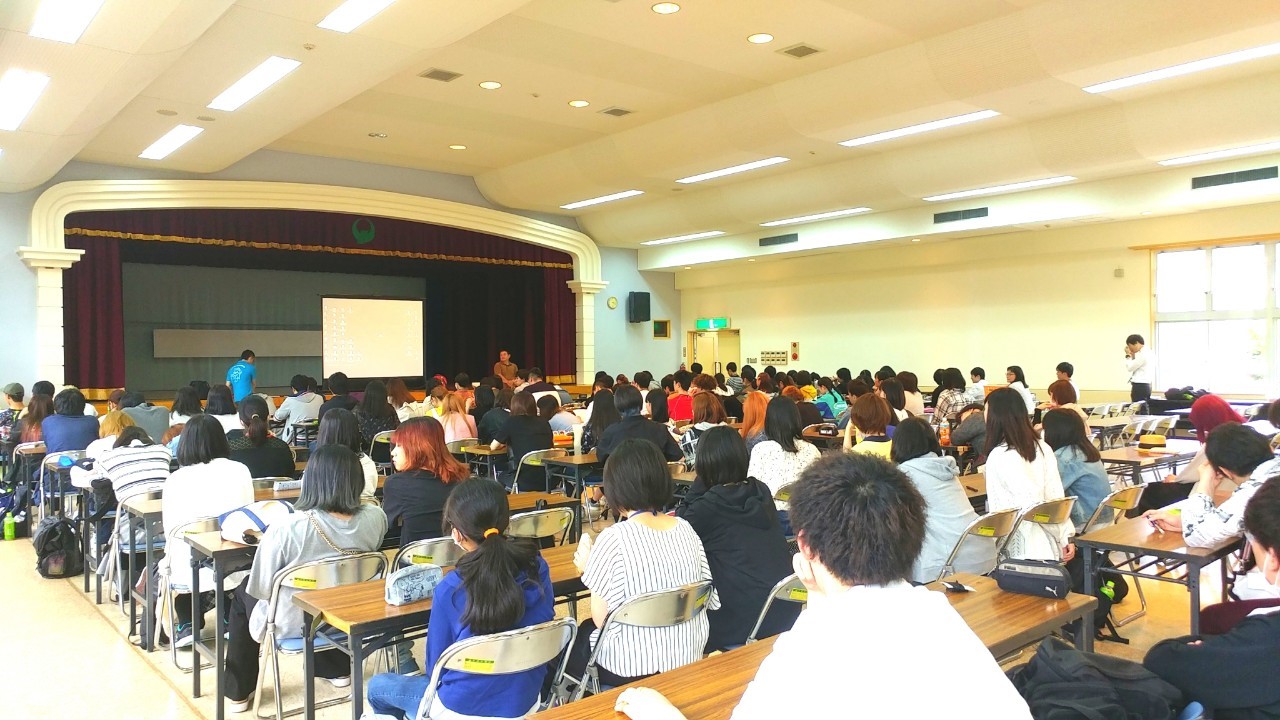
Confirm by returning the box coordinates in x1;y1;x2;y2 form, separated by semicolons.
33;516;83;578
1008;637;1183;720
1066;551;1131;644
0;478;31;538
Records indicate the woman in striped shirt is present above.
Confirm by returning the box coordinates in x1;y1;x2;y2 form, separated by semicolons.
568;438;719;687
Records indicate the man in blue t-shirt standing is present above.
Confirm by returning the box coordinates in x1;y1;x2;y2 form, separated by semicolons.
225;349;257;403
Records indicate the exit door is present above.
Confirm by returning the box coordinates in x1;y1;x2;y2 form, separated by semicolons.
687;329;740;375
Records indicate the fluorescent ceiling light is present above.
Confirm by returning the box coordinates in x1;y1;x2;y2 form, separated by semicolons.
676;157;789;184
760;207;871;227
641;230;725;246
138;124;204;160
923;175;1076;202
560;190;644;210
1083;41;1280;93
29;0;106;43
317;0;395;32
839;110;999;148
207;56;302;112
0;69;51;131
1157;140;1280;166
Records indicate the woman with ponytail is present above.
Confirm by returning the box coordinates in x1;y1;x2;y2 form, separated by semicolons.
366;477;554;720
227;394;295;478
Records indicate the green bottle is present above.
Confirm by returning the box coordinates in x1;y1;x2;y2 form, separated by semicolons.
3;513;14;541
1099;580;1116;601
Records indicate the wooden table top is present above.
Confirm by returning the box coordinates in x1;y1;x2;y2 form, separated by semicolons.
293;543;583;634
801;428;842;442
544;452;600;467
186;530;255;560
120;496;165;516
1098;439;1199;466
462;445;506;456
15;443;46;455
671;469;697;485
1075;516;1242;561
531;573;1094;720
960;473;985;500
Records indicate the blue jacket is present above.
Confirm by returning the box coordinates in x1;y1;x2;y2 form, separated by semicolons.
1053;445;1112;529
41;414;99;454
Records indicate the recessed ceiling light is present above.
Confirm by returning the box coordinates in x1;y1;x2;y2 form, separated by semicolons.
683;266;692;269
747;258;756;262
641;230;725;246
0;69;51;131
138;124;204;160
479;81;502;90
911;238;921;242
368;132;387;138
568;100;590;108
839;110;999;148
747;33;774;44
922;175;1076;202
29;0;106;44
1083;41;1280;93
676;157;789;184
156;109;178;116
760;207;871;227
448;144;467;150
207;56;301;112
1157;140;1280;166
560;190;645;210
317;0;395;33
651;3;680;14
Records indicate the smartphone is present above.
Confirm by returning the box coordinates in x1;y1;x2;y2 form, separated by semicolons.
942;581;974;593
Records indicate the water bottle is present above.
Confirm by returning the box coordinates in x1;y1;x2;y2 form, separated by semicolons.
938;417;951;446
1100;580;1117;602
3;513;14;541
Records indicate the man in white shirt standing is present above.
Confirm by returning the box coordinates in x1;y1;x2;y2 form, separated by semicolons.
1124;334;1153;403
612;452;1032;720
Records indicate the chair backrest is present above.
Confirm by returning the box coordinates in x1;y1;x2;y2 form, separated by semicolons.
1154;415;1178;436
532;391;560;405
773;483;796;504
1089;403;1110;419
393;536;466;570
42;449;85;471
445;439;475;455
602;581;714;630
415;618;578;720
512;448;569;492
507;508;575;545
1118;421;1146;445
745;574;807;643
1011;497;1077;561
11;441;44;463
1081;485;1144;535
937;507;1020;582
265;552;387;626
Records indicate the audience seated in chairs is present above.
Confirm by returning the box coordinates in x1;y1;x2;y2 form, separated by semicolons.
308;408;378;499
382;417;469;549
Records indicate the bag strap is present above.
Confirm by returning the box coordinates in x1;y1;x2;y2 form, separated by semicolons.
306;511;362;557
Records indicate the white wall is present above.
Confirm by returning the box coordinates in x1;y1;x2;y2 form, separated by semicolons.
593;247;682;377
679;202;1280;400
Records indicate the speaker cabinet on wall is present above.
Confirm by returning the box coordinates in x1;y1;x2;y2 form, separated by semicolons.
627;292;651;323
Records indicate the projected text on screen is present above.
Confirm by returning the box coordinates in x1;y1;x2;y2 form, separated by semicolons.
322;297;424;379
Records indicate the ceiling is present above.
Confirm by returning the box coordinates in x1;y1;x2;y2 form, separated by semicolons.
3;0;1280;266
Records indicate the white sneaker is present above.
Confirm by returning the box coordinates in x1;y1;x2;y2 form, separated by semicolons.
227;694;254;714
326;676;352;688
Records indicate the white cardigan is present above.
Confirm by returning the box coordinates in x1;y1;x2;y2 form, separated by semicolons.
984;440;1072;560
159;458;254;589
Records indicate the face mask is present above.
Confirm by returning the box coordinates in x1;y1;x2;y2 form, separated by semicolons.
1245;552;1280;598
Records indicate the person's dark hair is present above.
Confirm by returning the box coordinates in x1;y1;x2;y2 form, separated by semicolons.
295;445;363;515
472;386;495;416
1056;362;1074;378
695;426;749;489
316;407;361;453
536;395;561;422
762;366;777;379
1268;399;1280;431
835;368;851;383
634;370;653;388
1006;365;1027;386
776;373;793;389
691;392;726;424
1042;408;1101;463
970;367;985;381
879;378;907;413
290;374;308;393
306;376;319;392
613;384;643;417
725;362;738;373
896;371;920;394
1126;334;1145;346
495;388;514;410
764;396;804;453
1204;422;1273;478
357;380;397;420
786;370;798;381
857;369;874;387
672;370;693;391
171;386;204;417
789;453;926;586
602;438;673;513
588;390;621;437
240;349;255;361
984;387;1041;463
646;389;670;423
516;368;530;382
120;391;147;409
509;392;536;417
850;394;892;436
113;425;155;448
443;478;542;636
616;374;629;387
796;370;812;387
53;387;87;416
660;374;675;392
742;365;758;384
21;395;52;442
958;403;984;418
176;414;232;466
454;373;471;391
32;380;55;397
690;362;703;375
205;385;236;415
1243;476;1280;555
889;417;942;464
328;372;350;395
527;367;544;382
756;375;776;394
874;368;894;384
845;379;870;398
932;369;945;385
713;373;728;392
595;375;615;391
238;394;271;446
943;368;966;392
816;376;836;395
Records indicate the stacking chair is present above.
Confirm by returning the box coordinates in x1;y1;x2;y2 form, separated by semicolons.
444;439;475;459
511;448;568;494
936;508;1020;581
392;536;466;570
567;581;715;702
39;450;84;521
370;430;395;475
1009;498;1077;562
158;516;221;671
416;618;577;718
106;489;165;613
1149;415;1178;437
1080;486;1149;626
1088;403;1112;419
254;552;388;720
508;508;575;546
745;574;807;644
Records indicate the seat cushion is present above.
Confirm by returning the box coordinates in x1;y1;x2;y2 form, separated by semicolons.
276;631;348;653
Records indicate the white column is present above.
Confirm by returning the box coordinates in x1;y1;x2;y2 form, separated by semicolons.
566;280;608;385
17;246;84;385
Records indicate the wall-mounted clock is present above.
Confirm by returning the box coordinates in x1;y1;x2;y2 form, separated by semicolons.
606;296;619;309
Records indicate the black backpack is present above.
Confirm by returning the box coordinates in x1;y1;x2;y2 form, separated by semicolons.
33;516;83;579
1008;637;1183;720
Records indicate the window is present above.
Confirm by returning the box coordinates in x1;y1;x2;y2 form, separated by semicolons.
1153;243;1275;395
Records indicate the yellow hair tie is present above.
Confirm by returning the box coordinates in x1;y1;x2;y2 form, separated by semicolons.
483;528;500;539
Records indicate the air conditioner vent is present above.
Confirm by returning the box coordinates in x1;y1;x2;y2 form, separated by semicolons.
933;207;989;224
599;106;634;117
1191;166;1277;189
778;43;822;59
759;233;799;247
418;68;462;82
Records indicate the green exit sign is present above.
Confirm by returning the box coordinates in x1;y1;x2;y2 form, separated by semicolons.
695;317;731;330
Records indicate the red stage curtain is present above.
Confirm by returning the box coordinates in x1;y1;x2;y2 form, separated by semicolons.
64;235;125;388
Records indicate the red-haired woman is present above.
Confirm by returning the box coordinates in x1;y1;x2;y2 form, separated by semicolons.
382;416;470;547
1135;394;1245;514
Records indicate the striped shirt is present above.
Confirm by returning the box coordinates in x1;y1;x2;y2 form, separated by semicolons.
583;517;719;677
96;440;171;506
